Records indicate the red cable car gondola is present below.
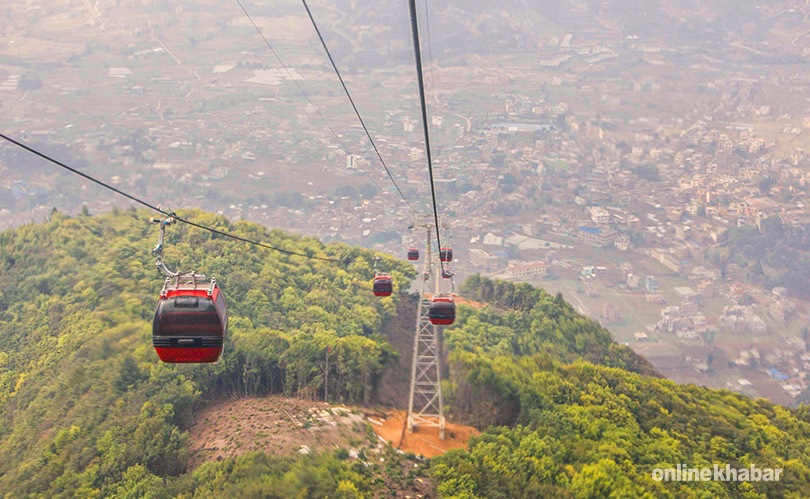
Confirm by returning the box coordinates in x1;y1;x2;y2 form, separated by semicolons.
439;247;453;262
373;273;393;297
153;275;228;363
407;248;419;261
429;295;455;325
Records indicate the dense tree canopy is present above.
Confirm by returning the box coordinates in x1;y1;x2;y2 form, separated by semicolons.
433;276;810;498
2;214;810;498
0;208;413;496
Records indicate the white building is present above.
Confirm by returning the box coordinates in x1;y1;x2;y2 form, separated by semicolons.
505;261;547;279
589;206;611;224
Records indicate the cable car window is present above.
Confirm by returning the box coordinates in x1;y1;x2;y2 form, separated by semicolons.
175;296;199;308
216;291;228;328
155;297;222;336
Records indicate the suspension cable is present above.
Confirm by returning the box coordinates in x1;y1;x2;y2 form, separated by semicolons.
407;0;446;273
234;0;352;155
422;0;437;104
300;0;418;215
0;133;348;264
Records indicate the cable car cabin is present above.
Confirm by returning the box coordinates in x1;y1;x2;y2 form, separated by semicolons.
373;274;393;297
429;296;455;325
407;248;419;261
439;247;453;262
152;276;228;363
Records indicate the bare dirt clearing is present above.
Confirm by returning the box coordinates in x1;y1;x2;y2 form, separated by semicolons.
187;396;367;469
186;396;445;497
371;409;479;458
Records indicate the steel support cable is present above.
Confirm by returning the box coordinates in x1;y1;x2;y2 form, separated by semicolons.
234;0;352;154
300;0;419;215
407;0;446;274
0;133;348;264
422;0;437;103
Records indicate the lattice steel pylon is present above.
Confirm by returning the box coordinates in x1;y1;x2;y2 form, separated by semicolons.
406;217;445;439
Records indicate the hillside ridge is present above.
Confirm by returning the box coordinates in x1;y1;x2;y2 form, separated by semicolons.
0;210;808;497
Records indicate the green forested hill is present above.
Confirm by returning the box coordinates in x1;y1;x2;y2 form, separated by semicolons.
0;208;413;497
1;210;809;498
433;276;810;498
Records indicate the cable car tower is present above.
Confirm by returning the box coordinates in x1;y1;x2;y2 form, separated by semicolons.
406;215;449;439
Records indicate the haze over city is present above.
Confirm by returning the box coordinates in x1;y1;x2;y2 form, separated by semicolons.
3;0;810;402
